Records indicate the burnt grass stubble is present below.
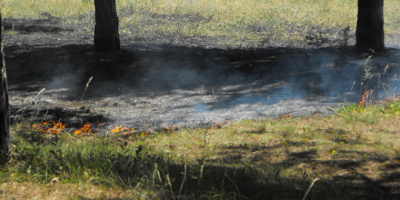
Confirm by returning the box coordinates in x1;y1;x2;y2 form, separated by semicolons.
3;16;400;199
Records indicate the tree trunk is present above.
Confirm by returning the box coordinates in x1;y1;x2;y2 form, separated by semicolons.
94;0;120;51
356;0;385;53
0;12;10;163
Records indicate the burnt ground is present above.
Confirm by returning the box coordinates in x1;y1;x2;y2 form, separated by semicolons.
3;17;400;132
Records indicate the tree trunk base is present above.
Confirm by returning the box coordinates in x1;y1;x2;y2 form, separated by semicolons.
94;0;120;51
356;0;385;53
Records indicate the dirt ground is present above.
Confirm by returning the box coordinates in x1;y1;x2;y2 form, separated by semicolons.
3;17;400;132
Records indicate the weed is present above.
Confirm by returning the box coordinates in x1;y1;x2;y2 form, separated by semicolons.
381;98;400;114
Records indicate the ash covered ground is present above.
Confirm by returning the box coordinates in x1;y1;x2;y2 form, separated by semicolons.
3;17;400;132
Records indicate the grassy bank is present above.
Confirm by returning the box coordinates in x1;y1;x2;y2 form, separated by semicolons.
1;0;400;47
1;101;400;199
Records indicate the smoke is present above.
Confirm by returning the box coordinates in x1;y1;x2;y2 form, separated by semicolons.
99;45;400;130
46;62;83;90
8;43;400;131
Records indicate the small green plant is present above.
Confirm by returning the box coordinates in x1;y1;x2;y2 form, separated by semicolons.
334;103;366;114
381;98;400;114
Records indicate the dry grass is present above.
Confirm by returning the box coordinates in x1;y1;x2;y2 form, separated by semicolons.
0;181;146;199
2;0;400;47
126;105;400;184
138;105;400;180
1;102;400;199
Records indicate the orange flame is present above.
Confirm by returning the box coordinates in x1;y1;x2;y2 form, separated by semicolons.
111;126;135;135
110;126;153;137
141;131;149;136
359;90;370;107
48;122;66;134
33;123;47;132
283;114;292;119
380;95;400;105
73;123;92;135
33;121;66;134
163;125;177;133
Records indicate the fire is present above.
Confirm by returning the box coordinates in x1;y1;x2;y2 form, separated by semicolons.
141;131;149;136
73;123;92;135
111;126;135;135
283;114;292;119
380;94;400;105
33;121;66;134
359;90;370;107
163;125;177;133
110;125;154;137
32;123;46;132
48;122;66;134
32;121;153;137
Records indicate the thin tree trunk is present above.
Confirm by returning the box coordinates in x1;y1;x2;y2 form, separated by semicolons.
356;0;385;53
94;0;120;51
0;12;10;163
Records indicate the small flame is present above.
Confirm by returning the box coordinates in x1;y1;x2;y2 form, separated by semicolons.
48;122;66;134
73;123;92;135
141;132;149;136
283;114;292;119
380;94;400;105
359;90;370;107
110;125;153;137
163;125;177;133
33;123;47;132
111;126;135;135
33;121;66;134
276;114;292;120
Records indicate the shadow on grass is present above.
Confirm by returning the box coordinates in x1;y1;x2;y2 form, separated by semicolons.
8;129;400;200
210;140;400;199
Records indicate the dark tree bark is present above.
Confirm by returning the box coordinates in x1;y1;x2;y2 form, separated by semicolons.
356;0;385;53
94;0;120;51
0;12;10;163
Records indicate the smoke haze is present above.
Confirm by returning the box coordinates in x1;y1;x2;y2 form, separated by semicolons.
6;44;400;131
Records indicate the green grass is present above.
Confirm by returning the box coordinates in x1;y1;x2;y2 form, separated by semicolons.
2;0;400;47
1;100;400;199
